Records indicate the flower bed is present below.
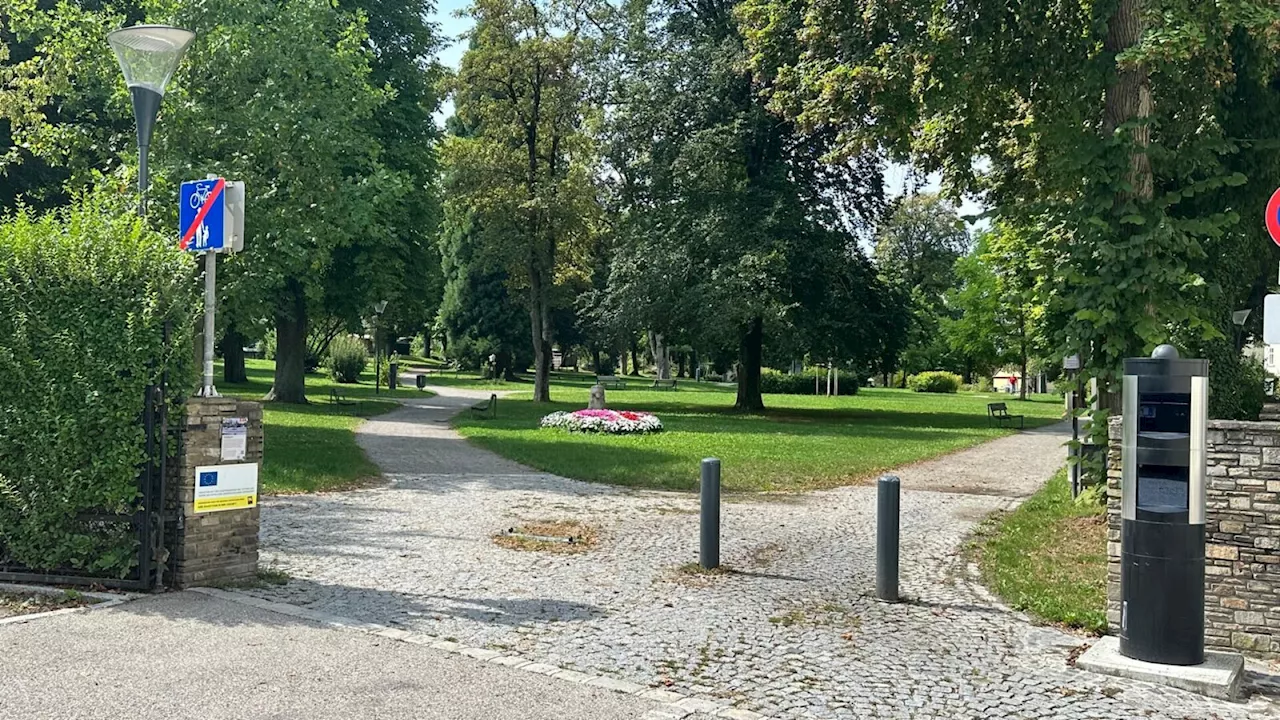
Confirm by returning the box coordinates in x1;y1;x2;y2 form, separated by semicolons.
540;409;663;434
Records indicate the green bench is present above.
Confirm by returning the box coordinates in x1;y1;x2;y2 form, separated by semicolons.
650;378;677;391
596;375;627;390
987;402;1024;429
471;393;498;419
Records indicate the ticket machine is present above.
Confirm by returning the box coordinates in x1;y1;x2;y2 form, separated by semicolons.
1120;344;1208;665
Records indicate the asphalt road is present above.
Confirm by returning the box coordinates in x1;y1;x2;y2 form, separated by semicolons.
0;591;671;720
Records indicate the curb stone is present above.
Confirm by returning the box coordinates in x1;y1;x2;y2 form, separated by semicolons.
190;587;766;719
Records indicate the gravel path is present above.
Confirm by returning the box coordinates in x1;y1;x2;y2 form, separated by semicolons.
248;389;1280;719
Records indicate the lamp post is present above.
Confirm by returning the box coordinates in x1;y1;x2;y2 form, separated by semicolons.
374;300;388;395
107;25;195;217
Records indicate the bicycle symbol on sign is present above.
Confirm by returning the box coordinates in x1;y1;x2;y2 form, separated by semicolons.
188;183;214;209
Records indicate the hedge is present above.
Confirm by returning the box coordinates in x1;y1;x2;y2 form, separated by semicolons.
0;197;197;577
907;371;963;393
760;367;858;396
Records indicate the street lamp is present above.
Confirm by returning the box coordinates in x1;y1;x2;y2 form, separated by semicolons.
374;300;388;395
107;25;195;217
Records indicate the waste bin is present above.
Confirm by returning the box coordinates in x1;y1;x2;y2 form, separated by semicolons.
416;374;427;391
388;361;398;391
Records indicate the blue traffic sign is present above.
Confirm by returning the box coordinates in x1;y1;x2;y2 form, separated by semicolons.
180;178;226;252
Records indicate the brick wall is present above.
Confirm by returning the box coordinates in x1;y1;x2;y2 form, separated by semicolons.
1107;417;1280;655
167;397;263;588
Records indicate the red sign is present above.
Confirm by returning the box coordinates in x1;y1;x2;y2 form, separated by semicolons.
1268;187;1280;247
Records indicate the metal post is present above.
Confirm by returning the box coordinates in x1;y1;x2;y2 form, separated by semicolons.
877;474;900;602
375;321;381;395
197;250;218;397
700;457;720;569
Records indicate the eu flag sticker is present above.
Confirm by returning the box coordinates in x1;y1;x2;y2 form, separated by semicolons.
199;471;218;487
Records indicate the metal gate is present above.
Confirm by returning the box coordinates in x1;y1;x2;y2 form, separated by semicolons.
0;383;168;591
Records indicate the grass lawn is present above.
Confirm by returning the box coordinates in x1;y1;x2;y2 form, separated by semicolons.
451;380;1064;492
216;358;415;493
972;470;1108;633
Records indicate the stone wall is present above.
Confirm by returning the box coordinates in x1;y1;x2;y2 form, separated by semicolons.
1107;417;1280;655
167;397;263;588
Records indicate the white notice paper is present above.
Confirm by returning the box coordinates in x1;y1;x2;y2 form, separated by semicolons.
221;417;247;461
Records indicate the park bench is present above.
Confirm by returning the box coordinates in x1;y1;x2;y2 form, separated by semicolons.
987;402;1024;429
650;378;677;391
597;375;627;390
471;393;498;419
328;387;358;413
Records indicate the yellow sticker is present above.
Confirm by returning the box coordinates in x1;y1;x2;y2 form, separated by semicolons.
193;494;257;513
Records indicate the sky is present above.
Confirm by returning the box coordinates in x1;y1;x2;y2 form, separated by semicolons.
426;1;984;225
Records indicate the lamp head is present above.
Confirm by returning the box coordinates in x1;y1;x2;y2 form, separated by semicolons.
375;300;389;315
1232;309;1252;327
108;25;194;151
107;25;195;96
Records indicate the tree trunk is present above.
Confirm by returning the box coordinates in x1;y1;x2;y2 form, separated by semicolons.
734;316;765;411
528;271;552;402
1103;0;1153;202
1019;316;1029;402
619;342;629;375
265;285;308;403
629;340;641;376
222;324;247;384
592;346;603;374
677;351;686;378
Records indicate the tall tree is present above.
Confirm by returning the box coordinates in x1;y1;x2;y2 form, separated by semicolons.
445;0;599;402
741;0;1280;414
599;0;883;410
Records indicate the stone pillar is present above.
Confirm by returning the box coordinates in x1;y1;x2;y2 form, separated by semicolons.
167;397;263;588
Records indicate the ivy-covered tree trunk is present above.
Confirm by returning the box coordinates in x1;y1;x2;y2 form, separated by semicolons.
222;324;247;384
266;284;308;403
735;316;765;411
1103;0;1153;203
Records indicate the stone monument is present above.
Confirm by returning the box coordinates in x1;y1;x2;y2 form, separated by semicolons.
589;384;606;410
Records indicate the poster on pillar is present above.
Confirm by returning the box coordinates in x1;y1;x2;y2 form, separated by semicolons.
193;463;259;513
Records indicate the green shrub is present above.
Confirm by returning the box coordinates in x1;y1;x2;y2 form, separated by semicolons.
907;371;962;393
326;335;368;383
380;352;401;386
410;334;426;358
0;197;197;577
760;367;858;396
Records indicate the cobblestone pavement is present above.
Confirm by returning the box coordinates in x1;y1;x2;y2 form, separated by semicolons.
249;388;1280;719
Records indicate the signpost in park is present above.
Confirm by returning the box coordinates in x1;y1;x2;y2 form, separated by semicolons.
181;176;245;398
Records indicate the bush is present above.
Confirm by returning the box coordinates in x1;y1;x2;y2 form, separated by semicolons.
380;352;401;387
326;335;368;383
410;334;427;358
907;371;962;393
760;367;859;396
0;198;197;577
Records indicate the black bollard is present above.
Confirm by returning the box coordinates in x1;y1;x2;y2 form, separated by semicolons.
877;474;900;602
700;458;721;569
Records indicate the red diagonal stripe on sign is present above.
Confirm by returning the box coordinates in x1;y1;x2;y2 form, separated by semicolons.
180;178;226;250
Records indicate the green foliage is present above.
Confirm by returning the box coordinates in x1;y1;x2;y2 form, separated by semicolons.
409;334;427;358
760;368;858;396
907;371;962;394
325;335;368;384
0;195;196;576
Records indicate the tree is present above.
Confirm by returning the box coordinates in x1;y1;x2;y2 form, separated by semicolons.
445;0;600;403
872;194;969;381
741;0;1280;417
1;0;418;404
437;212;530;379
598;0;884;410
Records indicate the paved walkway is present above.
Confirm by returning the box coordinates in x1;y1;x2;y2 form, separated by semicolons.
248;388;1280;719
0;591;680;720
